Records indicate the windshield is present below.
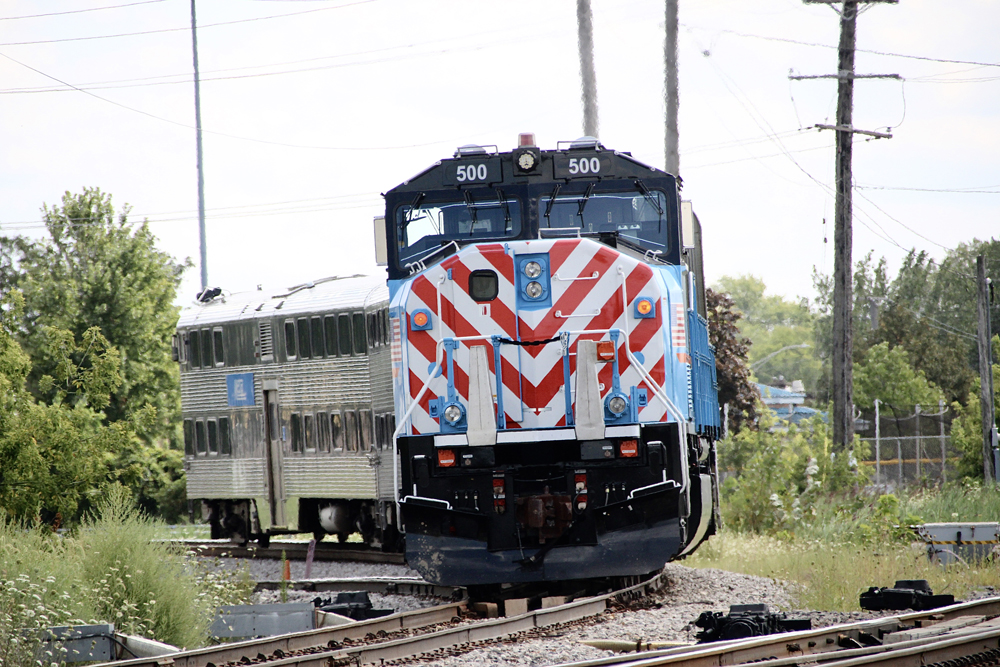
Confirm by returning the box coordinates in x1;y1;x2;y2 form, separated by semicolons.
540;189;670;255
396;194;521;266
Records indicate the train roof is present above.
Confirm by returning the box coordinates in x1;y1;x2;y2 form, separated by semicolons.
177;274;388;328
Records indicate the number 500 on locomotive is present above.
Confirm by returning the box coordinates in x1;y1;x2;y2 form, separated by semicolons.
380;135;722;587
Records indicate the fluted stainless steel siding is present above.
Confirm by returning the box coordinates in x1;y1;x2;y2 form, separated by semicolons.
186;457;267;497
282;456;379;498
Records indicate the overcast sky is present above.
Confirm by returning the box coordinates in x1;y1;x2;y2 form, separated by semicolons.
1;0;997;307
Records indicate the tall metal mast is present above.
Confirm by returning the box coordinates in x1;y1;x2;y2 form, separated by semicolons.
191;0;208;290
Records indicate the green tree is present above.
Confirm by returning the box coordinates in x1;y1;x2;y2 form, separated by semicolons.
0;292;135;524
0;188;188;447
853;342;945;410
714;275;820;394
951;335;1000;480
706;287;758;433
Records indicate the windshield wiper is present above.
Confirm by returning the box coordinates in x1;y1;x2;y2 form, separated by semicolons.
402;192;426;230
543;184;562;223
634;179;663;232
463;190;478;232
577;183;595;220
495;187;511;225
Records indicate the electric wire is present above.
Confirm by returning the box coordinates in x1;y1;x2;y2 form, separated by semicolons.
0;0;166;21
0;0;377;48
0;50;485;152
686;25;1000;69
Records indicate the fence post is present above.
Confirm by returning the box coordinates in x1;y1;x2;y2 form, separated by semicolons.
875;399;881;485
915;404;922;481
939;399;947;484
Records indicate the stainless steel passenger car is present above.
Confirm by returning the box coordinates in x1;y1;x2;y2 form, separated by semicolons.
175;275;399;547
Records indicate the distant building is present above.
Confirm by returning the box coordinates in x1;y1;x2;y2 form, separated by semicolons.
754;382;826;427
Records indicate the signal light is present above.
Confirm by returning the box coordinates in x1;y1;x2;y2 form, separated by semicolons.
596;340;615;361
575;473;587;492
620;439;639;457
437;449;456;467
576;494;588;511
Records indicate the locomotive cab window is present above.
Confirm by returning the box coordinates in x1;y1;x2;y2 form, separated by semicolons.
395;193;522;268
540;188;671;257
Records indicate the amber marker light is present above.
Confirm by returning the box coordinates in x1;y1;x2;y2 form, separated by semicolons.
637;298;653;315
596;340;615;362
437;449;456;467
413;311;429;327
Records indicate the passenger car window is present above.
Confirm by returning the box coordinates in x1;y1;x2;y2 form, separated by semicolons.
324;316;339;356
338;315;352;356
284;320;297;359
297;318;311;359
353;314;367;355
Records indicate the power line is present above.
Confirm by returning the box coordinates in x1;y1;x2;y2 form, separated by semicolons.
0;0;166;21
0;50;485;152
857;185;1000;194
686;24;1000;69
0;0;377;47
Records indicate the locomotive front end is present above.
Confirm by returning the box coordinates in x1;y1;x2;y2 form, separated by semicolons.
382;138;720;587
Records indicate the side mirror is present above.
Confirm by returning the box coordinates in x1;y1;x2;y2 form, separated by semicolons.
373;215;387;266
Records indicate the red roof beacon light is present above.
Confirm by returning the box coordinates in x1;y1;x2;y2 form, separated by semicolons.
518;132;536;147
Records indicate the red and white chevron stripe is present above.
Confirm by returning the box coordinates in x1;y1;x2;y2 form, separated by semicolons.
400;238;675;434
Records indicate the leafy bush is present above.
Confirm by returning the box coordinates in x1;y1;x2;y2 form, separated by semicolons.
0;487;252;665
718;409;869;534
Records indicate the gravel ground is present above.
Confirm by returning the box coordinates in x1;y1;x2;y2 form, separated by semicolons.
201;556;933;666
419;563;890;667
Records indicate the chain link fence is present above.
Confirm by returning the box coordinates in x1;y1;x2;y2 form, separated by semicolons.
856;401;956;489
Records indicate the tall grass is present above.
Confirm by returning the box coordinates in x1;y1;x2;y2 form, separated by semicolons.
0;486;253;666
690;530;1000;611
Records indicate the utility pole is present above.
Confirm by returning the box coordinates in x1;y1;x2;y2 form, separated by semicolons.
576;0;599;138
664;0;679;174
796;0;897;449
976;255;996;482
191;0;208;291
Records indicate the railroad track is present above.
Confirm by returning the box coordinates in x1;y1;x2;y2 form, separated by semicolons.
254;576;462;599
546;595;1000;667
94;569;670;667
167;539;406;565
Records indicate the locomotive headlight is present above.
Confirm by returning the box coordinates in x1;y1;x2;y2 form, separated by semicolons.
608;395;628;415
443;404;463;424
524;261;542;278
525;281;543;299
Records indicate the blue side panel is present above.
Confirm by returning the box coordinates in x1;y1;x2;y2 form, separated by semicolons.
687;310;720;436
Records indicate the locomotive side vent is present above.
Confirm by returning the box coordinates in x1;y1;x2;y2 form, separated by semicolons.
258;320;274;362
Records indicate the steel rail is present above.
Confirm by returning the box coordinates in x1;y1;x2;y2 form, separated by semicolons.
94;601;466;667
548;596;1000;667
95;567;669;667
167;539;406;564
253;576;462;599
